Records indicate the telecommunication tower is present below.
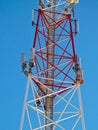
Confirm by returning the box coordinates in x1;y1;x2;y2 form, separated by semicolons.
20;0;86;130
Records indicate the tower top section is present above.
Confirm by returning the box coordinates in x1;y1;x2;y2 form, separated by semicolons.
38;0;79;10
37;0;79;18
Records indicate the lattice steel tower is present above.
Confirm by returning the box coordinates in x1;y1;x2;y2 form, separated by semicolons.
20;0;86;130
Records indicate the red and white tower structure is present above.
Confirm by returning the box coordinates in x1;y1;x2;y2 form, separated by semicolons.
20;0;86;130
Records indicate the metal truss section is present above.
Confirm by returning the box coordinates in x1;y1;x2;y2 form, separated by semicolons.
20;75;85;130
32;9;81;87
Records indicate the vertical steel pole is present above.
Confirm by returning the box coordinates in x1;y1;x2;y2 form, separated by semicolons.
78;86;86;130
20;76;30;130
45;0;55;130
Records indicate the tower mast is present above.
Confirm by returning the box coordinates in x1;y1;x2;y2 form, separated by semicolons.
20;0;86;130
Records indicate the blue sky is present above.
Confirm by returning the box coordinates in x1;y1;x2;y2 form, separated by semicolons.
0;0;98;130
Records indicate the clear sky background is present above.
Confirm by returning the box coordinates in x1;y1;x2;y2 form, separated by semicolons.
0;0;98;130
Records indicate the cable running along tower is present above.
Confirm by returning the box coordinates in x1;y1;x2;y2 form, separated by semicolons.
20;0;86;130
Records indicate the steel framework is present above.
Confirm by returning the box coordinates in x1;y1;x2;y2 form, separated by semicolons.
20;1;85;130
